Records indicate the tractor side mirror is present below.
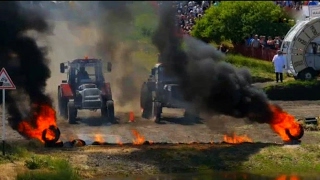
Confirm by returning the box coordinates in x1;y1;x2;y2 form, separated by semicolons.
60;63;65;73
107;62;112;72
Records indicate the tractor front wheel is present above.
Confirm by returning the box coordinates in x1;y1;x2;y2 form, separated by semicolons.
67;101;77;124
152;102;162;123
101;100;116;124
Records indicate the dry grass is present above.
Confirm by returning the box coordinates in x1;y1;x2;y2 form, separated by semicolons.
1;141;320;179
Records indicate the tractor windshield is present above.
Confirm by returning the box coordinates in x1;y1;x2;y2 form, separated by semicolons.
75;63;97;84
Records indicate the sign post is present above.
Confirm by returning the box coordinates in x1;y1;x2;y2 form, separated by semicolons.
0;68;16;155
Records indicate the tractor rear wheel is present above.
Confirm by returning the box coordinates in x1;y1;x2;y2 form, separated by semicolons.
58;87;68;118
67;101;77;124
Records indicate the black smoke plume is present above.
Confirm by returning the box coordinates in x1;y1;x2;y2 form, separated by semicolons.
152;3;273;123
96;1;142;108
0;2;52;132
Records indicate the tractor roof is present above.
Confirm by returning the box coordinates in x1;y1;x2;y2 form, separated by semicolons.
154;63;162;68
70;58;101;64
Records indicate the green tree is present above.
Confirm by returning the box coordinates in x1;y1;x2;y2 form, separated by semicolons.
191;1;292;44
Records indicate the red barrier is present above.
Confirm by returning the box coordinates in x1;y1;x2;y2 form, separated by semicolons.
233;45;278;61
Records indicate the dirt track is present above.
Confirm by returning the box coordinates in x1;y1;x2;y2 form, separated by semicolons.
2;100;320;145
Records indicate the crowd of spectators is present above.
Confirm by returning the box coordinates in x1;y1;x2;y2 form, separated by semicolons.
174;1;216;35
274;1;320;10
243;34;284;60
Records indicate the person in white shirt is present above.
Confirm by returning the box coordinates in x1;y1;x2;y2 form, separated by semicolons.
272;50;286;83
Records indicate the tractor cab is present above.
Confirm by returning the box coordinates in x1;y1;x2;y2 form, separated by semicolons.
60;58;112;91
150;63;179;84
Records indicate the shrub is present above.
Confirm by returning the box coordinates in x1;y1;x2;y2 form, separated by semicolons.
192;1;292;44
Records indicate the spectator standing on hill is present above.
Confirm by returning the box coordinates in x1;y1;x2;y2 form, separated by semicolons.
250;34;260;57
272;50;286;83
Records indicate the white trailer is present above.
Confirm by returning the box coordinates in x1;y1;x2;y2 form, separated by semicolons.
281;6;320;80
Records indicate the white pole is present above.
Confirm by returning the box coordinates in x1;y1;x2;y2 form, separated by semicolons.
2;89;5;155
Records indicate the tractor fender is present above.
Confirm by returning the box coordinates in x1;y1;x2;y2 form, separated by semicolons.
101;82;112;99
60;84;73;98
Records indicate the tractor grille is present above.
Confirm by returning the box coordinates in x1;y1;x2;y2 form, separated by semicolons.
83;88;101;100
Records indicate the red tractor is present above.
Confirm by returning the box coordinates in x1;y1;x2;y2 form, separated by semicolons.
57;58;115;124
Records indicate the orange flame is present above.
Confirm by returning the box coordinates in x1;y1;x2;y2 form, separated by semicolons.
131;129;145;145
223;133;253;144
17;104;57;143
116;136;123;145
274;175;300;180
269;105;302;141
129;111;135;122
94;134;104;143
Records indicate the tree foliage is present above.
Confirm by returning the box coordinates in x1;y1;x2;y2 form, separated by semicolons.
191;1;293;43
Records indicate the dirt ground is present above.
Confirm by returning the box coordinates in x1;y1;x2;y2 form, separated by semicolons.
1;99;320;179
2;100;320;145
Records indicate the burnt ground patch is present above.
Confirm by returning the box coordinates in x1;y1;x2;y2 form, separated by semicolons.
263;81;320;101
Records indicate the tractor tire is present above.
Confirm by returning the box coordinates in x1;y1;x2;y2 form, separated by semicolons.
101;100;116;124
58;87;68;119
106;100;115;123
297;68;317;81
140;83;148;109
141;89;153;119
67;101;77;124
152;102;162;123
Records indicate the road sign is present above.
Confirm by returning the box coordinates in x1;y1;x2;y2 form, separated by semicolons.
0;68;16;155
0;68;16;89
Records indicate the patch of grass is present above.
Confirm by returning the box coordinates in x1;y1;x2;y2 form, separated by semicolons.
17;156;80;180
262;79;320;100
0;143;30;164
242;144;320;176
225;55;275;82
143;143;320;175
264;79;320;91
0;142;80;180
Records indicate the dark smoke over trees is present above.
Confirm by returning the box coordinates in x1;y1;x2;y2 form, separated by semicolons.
0;2;52;131
151;3;274;123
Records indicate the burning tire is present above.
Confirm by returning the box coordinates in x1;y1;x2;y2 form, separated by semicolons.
285;124;305;141
58;86;68;118
67;101;77;124
42;125;61;147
